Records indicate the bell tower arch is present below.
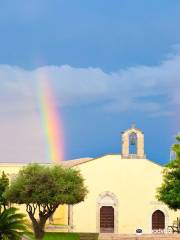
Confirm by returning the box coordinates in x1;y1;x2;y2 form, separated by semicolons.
121;124;145;158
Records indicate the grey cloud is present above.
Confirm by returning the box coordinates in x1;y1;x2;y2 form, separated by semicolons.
0;49;180;162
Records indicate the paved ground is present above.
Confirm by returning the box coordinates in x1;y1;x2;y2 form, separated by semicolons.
99;234;180;240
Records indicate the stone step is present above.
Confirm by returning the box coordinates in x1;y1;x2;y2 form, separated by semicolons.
99;234;180;240
79;233;99;240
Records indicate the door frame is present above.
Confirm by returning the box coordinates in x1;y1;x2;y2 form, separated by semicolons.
148;206;169;233
96;191;118;233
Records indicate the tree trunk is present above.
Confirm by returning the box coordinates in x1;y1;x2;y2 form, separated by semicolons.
32;218;46;240
26;204;58;240
33;224;45;240
28;212;46;240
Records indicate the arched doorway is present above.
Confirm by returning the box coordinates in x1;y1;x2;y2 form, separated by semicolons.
100;206;114;233
97;191;118;233
152;210;165;231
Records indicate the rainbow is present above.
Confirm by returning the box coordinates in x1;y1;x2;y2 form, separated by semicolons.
36;75;64;164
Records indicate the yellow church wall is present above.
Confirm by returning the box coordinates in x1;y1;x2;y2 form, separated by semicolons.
71;155;179;234
52;205;68;225
0;163;26;175
0;153;179;234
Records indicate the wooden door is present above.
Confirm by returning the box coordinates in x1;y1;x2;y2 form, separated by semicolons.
152;210;165;230
100;206;114;233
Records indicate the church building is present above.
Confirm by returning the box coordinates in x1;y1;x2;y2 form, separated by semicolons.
62;125;179;234
0;125;179;234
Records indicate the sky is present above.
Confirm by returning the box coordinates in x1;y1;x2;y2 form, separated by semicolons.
0;0;180;165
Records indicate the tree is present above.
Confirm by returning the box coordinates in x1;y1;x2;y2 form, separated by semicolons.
0;207;27;240
5;164;88;240
157;134;180;211
0;171;9;213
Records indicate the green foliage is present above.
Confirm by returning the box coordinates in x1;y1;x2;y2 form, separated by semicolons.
42;233;79;240
26;232;100;240
157;134;180;210
5;164;87;205
5;164;88;240
0;171;9;212
0;207;27;240
26;232;80;240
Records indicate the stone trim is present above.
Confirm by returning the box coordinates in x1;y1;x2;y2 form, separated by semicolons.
121;126;145;158
96;191;118;233
148;206;169;233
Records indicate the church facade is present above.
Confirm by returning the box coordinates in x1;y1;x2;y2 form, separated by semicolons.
0;125;179;234
64;125;179;234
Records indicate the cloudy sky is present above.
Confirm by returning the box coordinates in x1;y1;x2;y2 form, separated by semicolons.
0;1;180;164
